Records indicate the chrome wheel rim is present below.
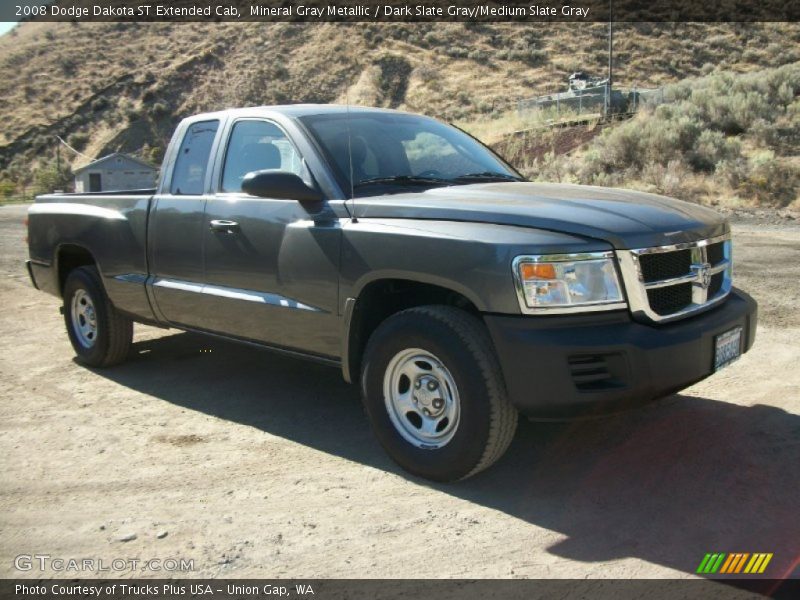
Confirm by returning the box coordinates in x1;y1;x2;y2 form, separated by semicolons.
70;289;98;349
383;348;460;449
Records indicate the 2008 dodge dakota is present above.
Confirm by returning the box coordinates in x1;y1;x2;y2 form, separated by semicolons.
26;106;757;481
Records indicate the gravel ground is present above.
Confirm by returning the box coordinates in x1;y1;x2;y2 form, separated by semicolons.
0;203;798;580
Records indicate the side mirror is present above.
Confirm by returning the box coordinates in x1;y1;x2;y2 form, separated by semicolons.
241;170;323;203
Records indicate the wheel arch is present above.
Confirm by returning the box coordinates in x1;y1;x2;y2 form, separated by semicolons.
56;243;98;296
341;276;484;384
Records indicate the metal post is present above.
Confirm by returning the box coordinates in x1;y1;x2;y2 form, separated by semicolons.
606;0;613;118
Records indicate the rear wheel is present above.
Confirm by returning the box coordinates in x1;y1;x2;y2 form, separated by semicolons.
361;306;517;481
63;266;132;367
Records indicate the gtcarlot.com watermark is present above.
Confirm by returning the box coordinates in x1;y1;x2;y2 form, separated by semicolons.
14;554;194;573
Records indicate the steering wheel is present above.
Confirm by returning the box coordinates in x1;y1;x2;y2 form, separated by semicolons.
416;169;445;178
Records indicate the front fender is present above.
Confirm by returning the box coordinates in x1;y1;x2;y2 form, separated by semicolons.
339;218;610;315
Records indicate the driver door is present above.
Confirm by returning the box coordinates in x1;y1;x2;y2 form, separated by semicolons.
199;118;341;357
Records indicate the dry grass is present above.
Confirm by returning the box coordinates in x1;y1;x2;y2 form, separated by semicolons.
457;108;601;145
0;21;798;194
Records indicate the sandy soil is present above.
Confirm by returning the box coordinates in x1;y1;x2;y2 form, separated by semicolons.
0;203;797;580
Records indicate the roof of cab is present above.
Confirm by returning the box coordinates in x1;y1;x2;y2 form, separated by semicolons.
185;104;412;122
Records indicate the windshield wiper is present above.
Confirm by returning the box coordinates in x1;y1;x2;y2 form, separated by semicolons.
353;175;453;188
453;172;523;182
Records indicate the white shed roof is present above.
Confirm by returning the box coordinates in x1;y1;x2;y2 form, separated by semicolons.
73;152;157;174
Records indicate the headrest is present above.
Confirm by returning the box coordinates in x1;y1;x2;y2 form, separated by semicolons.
241;143;281;169
331;133;368;165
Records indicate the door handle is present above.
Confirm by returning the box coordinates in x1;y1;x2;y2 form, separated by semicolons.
209;220;240;234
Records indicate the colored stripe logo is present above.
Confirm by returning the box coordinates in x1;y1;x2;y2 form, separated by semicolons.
696;552;773;574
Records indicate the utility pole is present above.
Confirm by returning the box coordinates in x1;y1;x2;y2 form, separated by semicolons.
606;0;614;118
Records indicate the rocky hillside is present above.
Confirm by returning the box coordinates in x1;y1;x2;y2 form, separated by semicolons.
1;20;798;191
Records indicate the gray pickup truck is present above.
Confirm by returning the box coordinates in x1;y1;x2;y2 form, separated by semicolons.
26;105;757;481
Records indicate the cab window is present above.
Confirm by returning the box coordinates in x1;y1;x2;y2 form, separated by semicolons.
170;120;219;195
221;120;303;193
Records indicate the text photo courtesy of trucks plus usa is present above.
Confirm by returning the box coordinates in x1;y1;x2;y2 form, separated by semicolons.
1;1;799;596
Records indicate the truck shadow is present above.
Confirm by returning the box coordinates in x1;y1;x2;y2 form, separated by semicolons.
94;331;799;583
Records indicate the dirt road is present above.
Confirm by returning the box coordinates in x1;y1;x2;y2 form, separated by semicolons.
1;203;798;580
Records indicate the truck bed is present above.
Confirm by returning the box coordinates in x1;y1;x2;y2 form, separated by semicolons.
27;191;156;321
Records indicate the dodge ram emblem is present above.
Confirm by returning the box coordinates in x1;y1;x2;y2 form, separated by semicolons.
692;263;712;289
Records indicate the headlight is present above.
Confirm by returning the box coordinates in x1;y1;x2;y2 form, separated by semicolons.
512;252;626;314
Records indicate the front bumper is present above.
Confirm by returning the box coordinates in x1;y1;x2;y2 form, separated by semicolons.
484;288;757;419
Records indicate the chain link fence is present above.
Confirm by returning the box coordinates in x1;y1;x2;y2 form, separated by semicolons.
516;84;666;119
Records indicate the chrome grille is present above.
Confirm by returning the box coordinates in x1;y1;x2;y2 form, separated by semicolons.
617;234;732;323
647;282;693;316
706;241;725;266
639;250;692;283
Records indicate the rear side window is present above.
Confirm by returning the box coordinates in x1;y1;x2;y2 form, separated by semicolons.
170;120;219;195
221;120;303;193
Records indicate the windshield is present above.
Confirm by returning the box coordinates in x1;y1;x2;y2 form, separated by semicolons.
298;112;522;197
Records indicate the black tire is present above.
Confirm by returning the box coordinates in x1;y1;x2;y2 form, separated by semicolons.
63;266;133;367
361;305;518;482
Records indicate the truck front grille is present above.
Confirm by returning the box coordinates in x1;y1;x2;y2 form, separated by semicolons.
647;282;693;316
706;241;725;266
639;250;692;283
617;234;732;323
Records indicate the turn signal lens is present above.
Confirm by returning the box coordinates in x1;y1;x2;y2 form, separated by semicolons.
520;263;556;280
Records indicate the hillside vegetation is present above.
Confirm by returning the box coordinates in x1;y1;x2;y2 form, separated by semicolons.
0;20;798;202
504;63;799;209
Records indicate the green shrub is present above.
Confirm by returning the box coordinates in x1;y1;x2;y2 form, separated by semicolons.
146;146;164;165
715;157;749;189
633;160;697;199
544;63;800;206
58;56;77;75
530;152;573;183
599;122;643;169
32;161;72;195
150;102;169;117
706;34;733;51
422;31;442;48
68;132;89;151
690;129;740;172
0;179;16;198
467;49;489;62
445;46;469;59
748;118;791;150
777;81;795;107
739;150;799;206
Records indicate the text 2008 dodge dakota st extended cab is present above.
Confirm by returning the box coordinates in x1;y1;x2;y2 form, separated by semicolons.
26;106;757;481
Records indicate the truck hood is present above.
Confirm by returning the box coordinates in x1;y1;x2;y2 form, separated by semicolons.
353;182;728;249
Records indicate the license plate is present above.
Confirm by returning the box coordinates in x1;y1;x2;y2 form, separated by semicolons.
714;326;743;371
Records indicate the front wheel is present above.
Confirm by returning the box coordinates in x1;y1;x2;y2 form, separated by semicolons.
63;266;133;367
361;306;518;481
